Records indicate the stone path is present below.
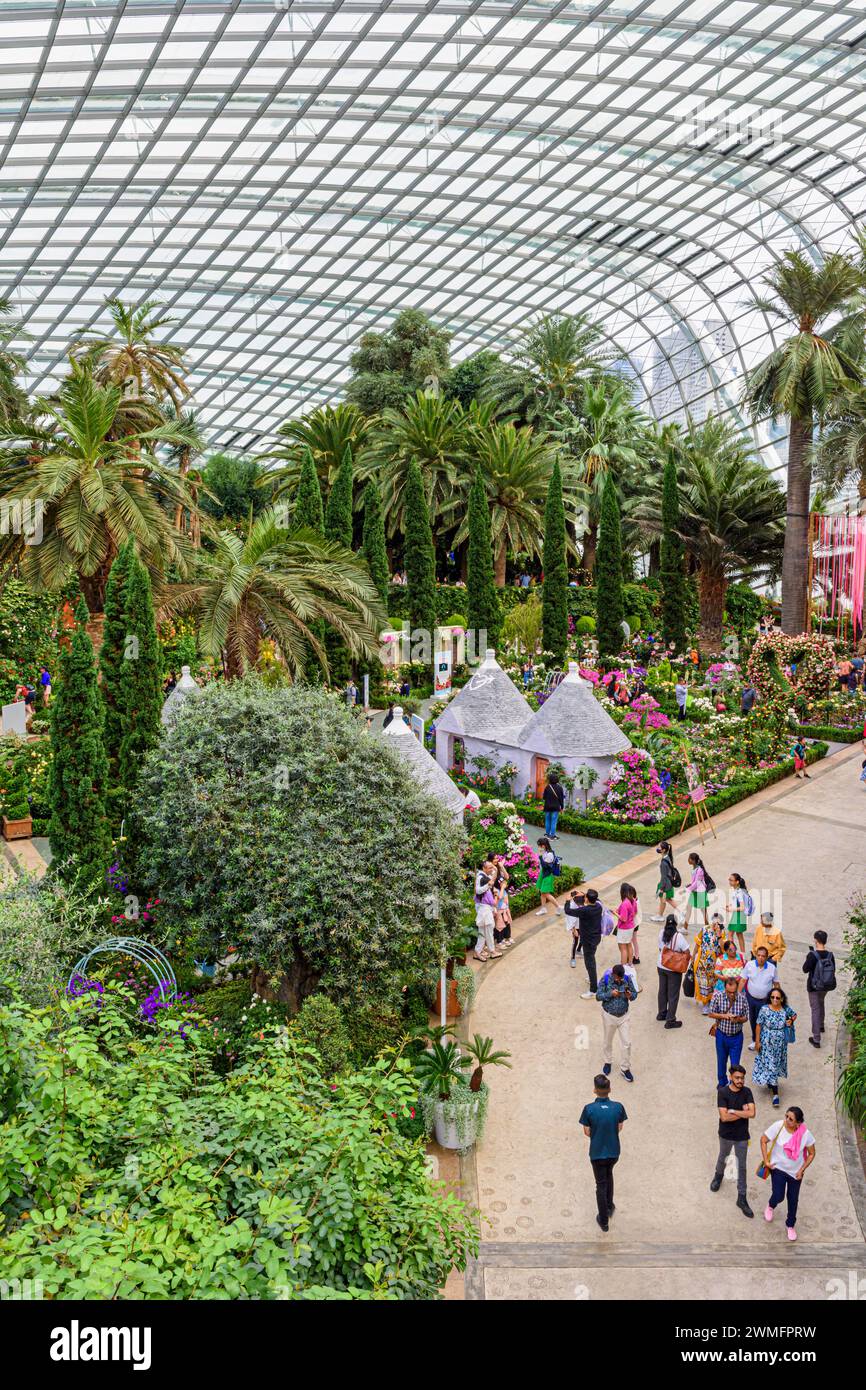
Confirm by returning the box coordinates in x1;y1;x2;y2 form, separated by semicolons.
462;743;866;1300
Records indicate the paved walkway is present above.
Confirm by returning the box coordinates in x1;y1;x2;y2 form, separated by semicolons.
463;743;866;1300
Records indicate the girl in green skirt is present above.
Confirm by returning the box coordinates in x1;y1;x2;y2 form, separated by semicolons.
727;871;751;944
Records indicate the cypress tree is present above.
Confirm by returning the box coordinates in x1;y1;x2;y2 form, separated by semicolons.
361;480;390;606
466;466;502;653
99;540;134;778
49;597;110;884
596;473;625;658
294;448;324;534
324;445;354;548
660;455;688;651
542;459;568;664
117;553;162;820
404;456;437;673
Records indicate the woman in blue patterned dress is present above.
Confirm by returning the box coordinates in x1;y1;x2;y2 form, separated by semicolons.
753;986;797;1108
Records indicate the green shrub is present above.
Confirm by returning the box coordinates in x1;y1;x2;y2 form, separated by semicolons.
292;994;353;1077
345;1002;407;1066
575;615;596;635
0;871;105;1005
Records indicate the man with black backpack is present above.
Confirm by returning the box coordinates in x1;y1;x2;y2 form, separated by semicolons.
803;931;836;1049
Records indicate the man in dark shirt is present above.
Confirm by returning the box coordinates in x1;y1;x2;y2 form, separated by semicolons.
567;888;603;997
711;1063;755;1218
543;773;565;839
580;1074;628;1232
803;930;836;1048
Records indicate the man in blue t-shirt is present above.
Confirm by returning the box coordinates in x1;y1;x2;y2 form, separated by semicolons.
579;1074;628;1232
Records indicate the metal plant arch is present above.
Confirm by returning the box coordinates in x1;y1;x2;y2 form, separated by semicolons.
69;938;177;1001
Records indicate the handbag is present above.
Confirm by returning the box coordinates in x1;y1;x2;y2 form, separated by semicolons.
756;1123;784;1180
785;1009;796;1045
683;965;696;999
661;933;690;973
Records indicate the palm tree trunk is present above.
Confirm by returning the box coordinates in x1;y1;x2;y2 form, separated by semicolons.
780;416;812;634
697;566;727;655
494;540;507;587
580;522;598;576
173;448;190;531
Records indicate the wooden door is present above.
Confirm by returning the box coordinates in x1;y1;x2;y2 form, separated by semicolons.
534;757;549;801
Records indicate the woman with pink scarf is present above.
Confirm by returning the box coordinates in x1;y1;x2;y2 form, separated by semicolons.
760;1106;816;1241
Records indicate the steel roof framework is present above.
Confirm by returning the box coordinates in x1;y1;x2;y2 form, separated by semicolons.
0;0;864;459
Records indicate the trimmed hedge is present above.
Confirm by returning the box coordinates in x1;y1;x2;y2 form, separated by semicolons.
797;724;861;744
497;742;829;846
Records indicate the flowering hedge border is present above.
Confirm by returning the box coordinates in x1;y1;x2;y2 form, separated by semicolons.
483;742;829;846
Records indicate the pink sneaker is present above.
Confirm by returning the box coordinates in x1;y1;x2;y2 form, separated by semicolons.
764;1205;774;1222
787;1227;797;1241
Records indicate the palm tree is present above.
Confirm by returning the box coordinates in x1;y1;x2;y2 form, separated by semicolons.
163;508;385;679
269;402;371;495
71;296;190;410
443;420;563;584
0;297;29;426
633;416;786;653
557;379;650;573
359;391;477;537
743;248;863;633
0;361;198;629
163;404;206;541
482;312;610;426
811;382;866;506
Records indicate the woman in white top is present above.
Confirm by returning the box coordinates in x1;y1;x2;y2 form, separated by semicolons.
656;913;690;1028
761;1105;816;1242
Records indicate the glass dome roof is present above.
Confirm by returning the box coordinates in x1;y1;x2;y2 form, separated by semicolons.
2;0;864;466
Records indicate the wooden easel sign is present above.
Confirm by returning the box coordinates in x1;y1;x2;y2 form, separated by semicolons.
680;751;717;842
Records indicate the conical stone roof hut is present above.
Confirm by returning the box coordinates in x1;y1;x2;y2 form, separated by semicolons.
519;662;631;758
379;707;467;822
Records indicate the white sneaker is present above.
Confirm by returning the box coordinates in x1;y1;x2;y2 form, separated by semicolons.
535;907;547;916
580;991;596;1000
650;914;664;922
748;1042;756;1051
570;958;577;968
555;907;564;915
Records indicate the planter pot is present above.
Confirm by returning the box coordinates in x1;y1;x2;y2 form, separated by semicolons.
434;976;461;1019
433;1094;480;1150
2;814;32;841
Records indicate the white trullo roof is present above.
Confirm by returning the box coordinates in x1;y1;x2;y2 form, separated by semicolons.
434;650;532;746
519;663;632;758
378;708;466;822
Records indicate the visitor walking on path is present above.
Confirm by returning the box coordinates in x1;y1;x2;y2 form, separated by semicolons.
741;681;757;716
564;887;583;967
652;841;678;921
741;946;778;1049
543;772;565;838
674;678;688;720
473;859;502;962
691;916;724;1012
534;838;563;918
615;883;638;970
802;931;836;1049
708;978;749;1087
791;737;811;779
751;911;785;965
753;986;797;1107
711;1063;755;1219
656;913;690;1028
597;962;637;1082
579;1074;628;1233
726;872;751;945
570;888;604;998
684;852;713;927
761;1106;816;1241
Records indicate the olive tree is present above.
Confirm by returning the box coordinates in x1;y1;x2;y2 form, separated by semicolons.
132;679;465;1012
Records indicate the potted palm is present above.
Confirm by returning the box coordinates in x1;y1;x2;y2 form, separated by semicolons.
416;1031;511;1150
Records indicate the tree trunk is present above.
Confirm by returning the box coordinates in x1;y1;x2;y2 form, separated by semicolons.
780;416;812;635
697;566;727;656
647;539;660;576
250;958;321;1015
581;522;597;576
494;540;507;587
173;448;190;531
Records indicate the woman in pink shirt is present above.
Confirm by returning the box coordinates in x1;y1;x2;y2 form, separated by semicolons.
616;882;638;969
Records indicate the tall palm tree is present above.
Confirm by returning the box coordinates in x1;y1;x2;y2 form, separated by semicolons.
269;402;371;495
163;508;385;679
557;379;650;573
743;248;863;633
482;312;610;426
0;361;198;628
163;404;206;540
71;296;190;410
359;391;479;537
444;421;563;585
0;297;29;427
811;382;866;505
633;416;786;653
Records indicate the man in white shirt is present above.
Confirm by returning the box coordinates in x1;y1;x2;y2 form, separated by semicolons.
740;946;777;1050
